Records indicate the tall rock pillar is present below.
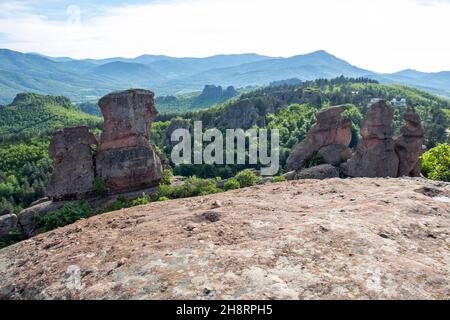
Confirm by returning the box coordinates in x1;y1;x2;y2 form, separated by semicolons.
341;100;399;177
95;89;163;192
395;107;424;177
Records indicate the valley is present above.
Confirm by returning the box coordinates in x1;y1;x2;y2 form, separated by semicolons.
1;49;450;105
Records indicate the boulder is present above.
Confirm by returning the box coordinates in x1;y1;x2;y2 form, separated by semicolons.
296;164;340;180
0;214;19;241
395;107;424;177
287;105;352;171
47;127;97;200
318;144;353;166
17;201;67;237
96;89;163;192
283;171;297;181
342;100;399;177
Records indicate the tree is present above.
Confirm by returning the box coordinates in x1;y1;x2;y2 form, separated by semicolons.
421;143;450;182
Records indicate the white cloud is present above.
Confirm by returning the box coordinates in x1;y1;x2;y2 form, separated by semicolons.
0;0;449;72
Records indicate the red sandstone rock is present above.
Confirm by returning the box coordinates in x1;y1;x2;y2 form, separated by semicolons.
96;90;162;192
47;127;97;200
1;178;449;299
342;100;399;177
287;105;352;171
318;144;352;166
395;107;424;177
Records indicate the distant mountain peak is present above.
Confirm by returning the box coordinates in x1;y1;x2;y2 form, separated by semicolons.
310;49;332;55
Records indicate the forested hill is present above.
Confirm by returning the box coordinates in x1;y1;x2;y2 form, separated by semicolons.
0;93;102;214
152;77;450;178
0;93;102;142
155;77;450;149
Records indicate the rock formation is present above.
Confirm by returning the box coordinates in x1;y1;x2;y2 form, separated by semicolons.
295;164;340;180
395;107;424;177
193;85;238;107
18;201;67;237
287;105;352;171
342;100;399;177
47;127;98;200
317;144;352;166
1;178;449;299
0;214;18;241
96;89;163;192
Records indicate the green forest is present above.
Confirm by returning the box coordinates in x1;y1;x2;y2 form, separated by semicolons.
1;77;449;217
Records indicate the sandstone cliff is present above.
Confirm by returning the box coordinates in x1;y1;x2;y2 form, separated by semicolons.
0;178;448;300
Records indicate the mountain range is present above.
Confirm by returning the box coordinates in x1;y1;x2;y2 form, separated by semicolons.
0;48;449;104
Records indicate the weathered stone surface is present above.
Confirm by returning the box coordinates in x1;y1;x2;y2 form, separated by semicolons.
296;164;340;180
17;201;67;237
97;89;157;149
0;214;19;240
283;171;297;181
1;178;448;299
342;100;399;177
287;106;352;171
318;144;352;166
47;127;97;200
96;89;163;192
395;107;424;177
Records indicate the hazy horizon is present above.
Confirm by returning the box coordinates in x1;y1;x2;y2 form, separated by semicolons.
1;0;450;73
3;47;446;75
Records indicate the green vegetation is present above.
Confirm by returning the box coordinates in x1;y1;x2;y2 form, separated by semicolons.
1;77;450;225
131;194;151;206
157;176;221;199
272;175;286;183
223;178;241;191
0;93;102;141
161;169;174;185
421;143;450;182
156;88;239;114
151;77;449;179
0;93;102;216
0;140;52;214
235;170;260;188
37;201;94;232
0;230;27;249
94;177;109;196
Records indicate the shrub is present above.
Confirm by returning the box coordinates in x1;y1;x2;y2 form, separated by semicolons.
131;194;151;206
157;176;221;199
94;177;109;195
223;178;241;191
272;175;286;183
161;169;174;185
235;170;260;188
421;143;450;182
37;201;94;231
0;230;27;249
97;196;132;214
158;197;170;201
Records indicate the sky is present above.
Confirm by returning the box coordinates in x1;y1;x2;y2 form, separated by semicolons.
0;0;449;73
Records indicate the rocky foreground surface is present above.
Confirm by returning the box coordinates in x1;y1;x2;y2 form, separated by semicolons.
0;178;449;300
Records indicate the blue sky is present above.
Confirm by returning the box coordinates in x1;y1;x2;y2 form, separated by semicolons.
0;0;449;72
